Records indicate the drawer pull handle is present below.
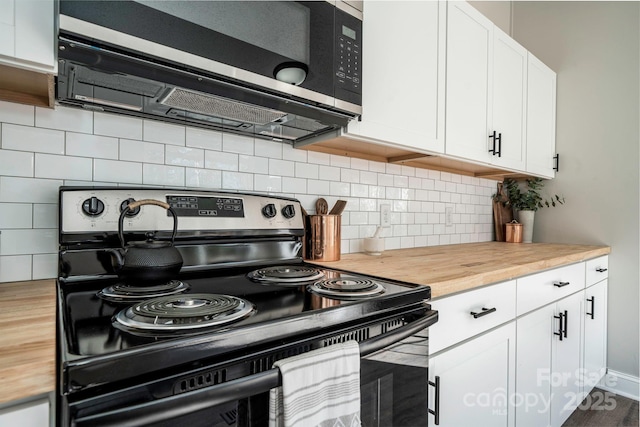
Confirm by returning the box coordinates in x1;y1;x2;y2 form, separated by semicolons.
553;281;570;288
596;268;608;273
428;376;441;425
586;296;595;319
470;307;497;319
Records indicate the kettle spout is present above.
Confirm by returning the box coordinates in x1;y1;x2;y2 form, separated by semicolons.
104;248;125;271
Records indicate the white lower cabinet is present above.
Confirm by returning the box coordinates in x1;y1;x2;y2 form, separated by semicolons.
429;257;608;427
428;323;516;427
0;397;50;427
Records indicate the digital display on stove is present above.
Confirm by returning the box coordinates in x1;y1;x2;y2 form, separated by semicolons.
167;195;244;217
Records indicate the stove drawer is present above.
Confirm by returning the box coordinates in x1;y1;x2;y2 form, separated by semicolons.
429;280;516;354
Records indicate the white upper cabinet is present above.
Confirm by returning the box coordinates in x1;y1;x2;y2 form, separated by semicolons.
526;53;557;178
445;1;527;172
0;0;56;73
345;0;445;153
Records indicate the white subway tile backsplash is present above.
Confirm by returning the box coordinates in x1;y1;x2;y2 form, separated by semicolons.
186;127;222;151
239;155;268;174
143;164;185;186
36;106;93;133
94;113;143;139
35;153;92;181
33;204;57;229
254;139;282;159
0;101;34;126
0;228;57;255
222;171;253;191
282;177;306;193
0;203;32;228
254;175;282;193
2;124;64;154
269;159;295;177
0;255;32;282
32;253;57;280
205;150;238;171
120;139;165;164
185;168;222;189
143;120;185;146
0;149;34;177
94;159;142;184
295;162;318;179
0;176;62;203
166;145;204;168
0;103;496;281
66;132;119;160
222;133;254;155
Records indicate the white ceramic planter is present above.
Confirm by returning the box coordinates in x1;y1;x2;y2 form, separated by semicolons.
518;210;535;243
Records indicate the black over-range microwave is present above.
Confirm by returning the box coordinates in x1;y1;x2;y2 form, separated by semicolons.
57;1;363;143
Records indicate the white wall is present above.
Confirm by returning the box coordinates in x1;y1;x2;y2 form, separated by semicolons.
469;1;512;35
514;2;640;378
0;101;495;283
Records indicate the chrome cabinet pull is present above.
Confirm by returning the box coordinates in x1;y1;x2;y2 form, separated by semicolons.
428;376;441;425
470;307;497;319
553;281;570;288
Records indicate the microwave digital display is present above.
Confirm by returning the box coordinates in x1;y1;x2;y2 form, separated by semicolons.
342;25;357;41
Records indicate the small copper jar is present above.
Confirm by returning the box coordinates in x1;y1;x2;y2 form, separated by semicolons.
505;221;523;243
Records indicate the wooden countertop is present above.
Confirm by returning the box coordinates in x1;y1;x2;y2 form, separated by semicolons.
0;242;610;405
0;279;56;405
309;242;611;299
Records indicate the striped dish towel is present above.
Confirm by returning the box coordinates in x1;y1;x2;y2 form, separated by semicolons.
269;341;361;427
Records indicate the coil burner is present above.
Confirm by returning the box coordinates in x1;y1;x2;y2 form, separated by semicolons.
113;293;255;336
97;280;190;303
309;277;386;299
247;265;325;285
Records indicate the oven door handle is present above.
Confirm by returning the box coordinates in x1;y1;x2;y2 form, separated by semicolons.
73;309;438;427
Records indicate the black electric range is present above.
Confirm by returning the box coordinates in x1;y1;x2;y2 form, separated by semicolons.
56;187;437;427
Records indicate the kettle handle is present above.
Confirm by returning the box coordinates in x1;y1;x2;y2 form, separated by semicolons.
118;199;179;249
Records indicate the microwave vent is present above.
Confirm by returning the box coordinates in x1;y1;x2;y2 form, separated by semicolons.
160;87;288;126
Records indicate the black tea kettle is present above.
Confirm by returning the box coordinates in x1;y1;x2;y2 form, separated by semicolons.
107;199;183;285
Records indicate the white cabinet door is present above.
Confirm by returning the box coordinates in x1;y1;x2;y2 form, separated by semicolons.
428;322;516;427
0;399;49;427
515;303;555;427
526;53;557;178
551;290;583;427
346;0;445;153
583;279;608;395
0;0;55;72
490;27;527;171
444;1;493;164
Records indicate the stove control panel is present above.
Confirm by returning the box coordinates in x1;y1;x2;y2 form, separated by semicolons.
60;188;304;234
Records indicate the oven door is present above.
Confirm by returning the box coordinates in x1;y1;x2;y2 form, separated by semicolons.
59;0;362;108
67;308;437;427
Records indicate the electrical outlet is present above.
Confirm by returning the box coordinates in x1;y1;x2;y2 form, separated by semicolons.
380;204;391;227
445;207;454;227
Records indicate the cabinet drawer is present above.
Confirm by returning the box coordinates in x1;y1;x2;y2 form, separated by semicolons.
516;262;585;315
586;256;609;287
429;280;516;354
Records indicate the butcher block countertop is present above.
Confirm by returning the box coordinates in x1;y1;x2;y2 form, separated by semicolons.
310;242;611;299
0;242;609;405
0;279;56;405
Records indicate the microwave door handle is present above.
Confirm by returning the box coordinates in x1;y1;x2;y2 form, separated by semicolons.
74;309;438;427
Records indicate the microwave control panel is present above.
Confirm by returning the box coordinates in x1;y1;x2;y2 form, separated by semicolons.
335;11;362;95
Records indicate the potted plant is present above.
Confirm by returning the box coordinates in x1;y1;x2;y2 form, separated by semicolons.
493;178;564;243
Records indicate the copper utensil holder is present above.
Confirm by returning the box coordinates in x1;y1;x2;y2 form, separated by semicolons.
304;214;341;261
505;221;523;243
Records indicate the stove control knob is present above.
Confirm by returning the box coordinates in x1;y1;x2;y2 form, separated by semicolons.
82;197;105;216
120;198;141;217
281;204;296;219
262;203;277;219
